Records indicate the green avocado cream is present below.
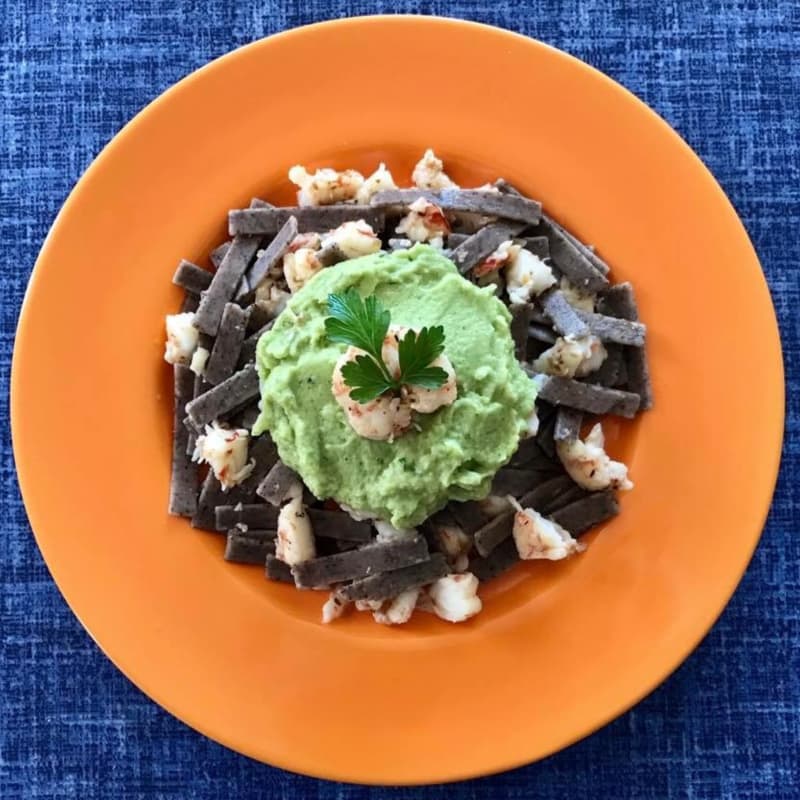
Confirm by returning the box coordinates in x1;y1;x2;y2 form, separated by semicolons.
253;244;536;528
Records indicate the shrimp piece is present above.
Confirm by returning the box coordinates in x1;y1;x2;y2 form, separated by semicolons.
192;422;254;490
288;165;364;206
356;163;398;204
383;325;457;414
412;148;459;190
321;593;349;624
395;197;451;246
283;248;322;293
505;249;557;305
533;334;607;378
331;347;412;441
189;345;210;376
428;573;482;623
373;588;420;625
473;240;517;277
402;354;457;413
321;220;381;259
276;495;316;565
164;312;199;365
511;504;585;560
288;232;322;253
556;423;633;491
560;276;596;312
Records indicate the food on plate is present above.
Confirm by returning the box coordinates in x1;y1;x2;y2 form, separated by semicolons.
163;150;652;626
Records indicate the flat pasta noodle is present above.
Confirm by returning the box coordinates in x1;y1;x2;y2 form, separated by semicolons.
549;490;620;536
228;205;385;236
338;554;449;602
535;375;641;418
292;537;430;588
185;364;260;428
370;188;542;226
173;259;212;294
168;365;199;517
224;530;277;565
204;302;249;385
215;504;279;531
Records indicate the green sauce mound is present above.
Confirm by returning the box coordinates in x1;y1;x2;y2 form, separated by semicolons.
254;245;535;528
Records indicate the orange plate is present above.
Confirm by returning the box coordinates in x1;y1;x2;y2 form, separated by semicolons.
11;16;784;785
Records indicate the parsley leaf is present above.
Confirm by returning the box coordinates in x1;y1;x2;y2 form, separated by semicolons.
397;326;447;387
340;355;395;403
325;290;449;404
325;289;390;364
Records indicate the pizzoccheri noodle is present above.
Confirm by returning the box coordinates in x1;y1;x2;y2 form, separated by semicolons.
163;149;652;626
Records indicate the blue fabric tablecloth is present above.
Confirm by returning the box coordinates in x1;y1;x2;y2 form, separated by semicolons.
1;2;798;797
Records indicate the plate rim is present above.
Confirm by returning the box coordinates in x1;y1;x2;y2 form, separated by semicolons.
10;15;785;784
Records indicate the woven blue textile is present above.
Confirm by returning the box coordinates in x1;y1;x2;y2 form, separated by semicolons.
1;0;798;797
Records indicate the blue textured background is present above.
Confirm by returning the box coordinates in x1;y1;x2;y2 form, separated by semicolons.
1;1;798;797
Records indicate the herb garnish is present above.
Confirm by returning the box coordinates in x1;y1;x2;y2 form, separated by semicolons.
325;289;448;403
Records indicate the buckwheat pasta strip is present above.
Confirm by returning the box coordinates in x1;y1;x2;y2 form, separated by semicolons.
585;344;625;387
168;365;199;517
560;227;610;275
520;474;580;514
523;236;550;259
553;407;583;443
490;467;545;497
203;303;249;385
185;373;210;456
537;287;590;337
307;509;373;542
507;436;559;470
185;364;259;428
549;490;619;535
338;554;449;602
535;375;641;418
532;216;609;292
209;241;230;269
255;461;303;507
237;321;274;369
598;282;653;410
265;555;294;583
238;216;299;305
215;504;279;531
292;537;429;588
470;537;519;582
528;323;557;345
474;474;578;556
509;303;533;360
228;205;385;236
195;234;262;335
224;529;277;565
574;309;646;347
180;293;199;313
229;403;260;430
473;511;514;557
173;259;213;295
448;500;492;535
370;188;542;226
191;435;279;531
